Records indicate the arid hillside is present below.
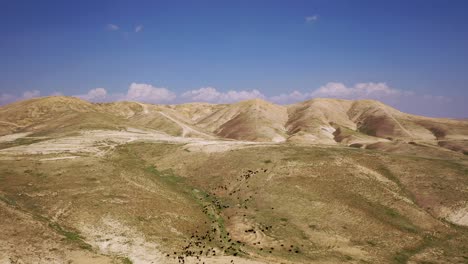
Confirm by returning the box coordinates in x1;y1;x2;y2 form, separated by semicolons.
0;96;467;264
1;96;467;153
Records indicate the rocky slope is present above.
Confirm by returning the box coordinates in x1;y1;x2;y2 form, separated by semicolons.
1;96;467;153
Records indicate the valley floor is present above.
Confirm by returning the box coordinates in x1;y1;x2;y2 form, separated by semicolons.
0;129;467;264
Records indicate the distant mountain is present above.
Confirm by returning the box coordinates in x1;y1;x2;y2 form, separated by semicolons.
1;96;467;153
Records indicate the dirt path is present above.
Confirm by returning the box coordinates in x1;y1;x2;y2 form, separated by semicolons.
382;108;414;138
158;111;214;138
0;121;24;128
137;102;149;114
0;132;31;143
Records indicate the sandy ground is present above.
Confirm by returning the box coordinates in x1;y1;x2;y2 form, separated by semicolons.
40;156;80;161
0;129;272;156
79;215;270;264
0;132;31;143
442;202;468;226
0;121;25;128
1;127;467;263
0;199;114;264
81;216;165;264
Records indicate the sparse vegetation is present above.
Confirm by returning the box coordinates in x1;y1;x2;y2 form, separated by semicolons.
48;222;92;249
0;195;16;206
0;97;467;263
121;257;133;264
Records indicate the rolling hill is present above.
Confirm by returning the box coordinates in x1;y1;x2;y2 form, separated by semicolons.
0;96;467;263
1;96;466;153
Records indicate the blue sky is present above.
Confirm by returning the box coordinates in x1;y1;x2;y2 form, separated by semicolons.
0;0;467;117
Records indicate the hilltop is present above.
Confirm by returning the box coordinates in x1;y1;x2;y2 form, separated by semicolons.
1;96;467;154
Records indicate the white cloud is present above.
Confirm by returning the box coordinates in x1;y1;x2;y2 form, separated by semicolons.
0;90;41;105
135;25;143;33
181;87;221;102
106;24;119;31
181;87;265;103
310;82;402;99
77;88;108;101
126;83;176;103
1;82;462;117
50;91;64;96
269;91;309;104
0;93;16;105
305;15;319;23
269;82;405;104
74;86;265;104
21;90;41;100
74;83;175;104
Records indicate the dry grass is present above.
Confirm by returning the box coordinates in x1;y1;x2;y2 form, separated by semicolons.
1;96;467;263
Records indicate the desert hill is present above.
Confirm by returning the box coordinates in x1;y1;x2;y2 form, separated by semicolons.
195;99;288;142
1;96;468;263
1;96;467;154
0;96;216;139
